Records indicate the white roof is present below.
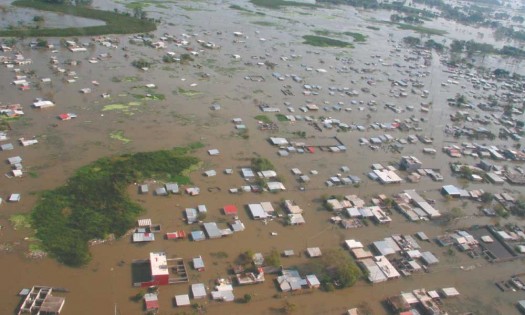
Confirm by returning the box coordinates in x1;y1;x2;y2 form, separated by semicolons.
150;252;169;276
248;204;268;219
191;283;207;298
289;213;305;225
441;287;460;297
267;181;285;191
481;235;493;243
269;137;288;145
138;218;152;226
361;258;387;283
175;294;191;306
375;257;400;279
345;239;363;249
307;247;322;257
260;202;275;213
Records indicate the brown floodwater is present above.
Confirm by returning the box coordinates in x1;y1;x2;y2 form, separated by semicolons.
0;0;524;314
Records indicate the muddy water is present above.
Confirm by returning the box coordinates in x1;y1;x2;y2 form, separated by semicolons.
0;0;524;314
0;1;106;28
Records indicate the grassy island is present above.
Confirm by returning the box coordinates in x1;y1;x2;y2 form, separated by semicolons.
0;0;156;37
302;35;354;48
30;145;201;266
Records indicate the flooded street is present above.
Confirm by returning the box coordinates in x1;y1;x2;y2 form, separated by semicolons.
0;0;525;314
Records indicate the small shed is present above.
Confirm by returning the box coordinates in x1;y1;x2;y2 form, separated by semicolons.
223;205;238;215
155;187;168;196
7;156;22;165
193;256;205;271
203;222;222;239
191;230;206;241
283;250;295;257
421;251;439;265
306;275;320;288
416;232;429;241
185;208;198;224
204;170;217;177
230;220;245;232
191;283;207;299
137;218;152;227
144;293;159;311
9;194;21;202
165;183;179;194
208;149;220;156
197;204;207;214
440;287;460;298
0;143;13;151
139;184;149;194
306;247;322;258
175;294;191;307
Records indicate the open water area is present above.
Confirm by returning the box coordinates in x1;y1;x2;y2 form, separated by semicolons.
0;0;524;314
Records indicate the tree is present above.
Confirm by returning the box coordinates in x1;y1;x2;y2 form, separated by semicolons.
242;293;252;303
480;192;494;203
131;58;152;69
36;38;48;48
264;249;281;268
133;7;143;19
455;93;467;106
301;248;362;289
511;200;525;217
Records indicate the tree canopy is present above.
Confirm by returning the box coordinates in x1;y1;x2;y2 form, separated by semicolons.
31;147;200;266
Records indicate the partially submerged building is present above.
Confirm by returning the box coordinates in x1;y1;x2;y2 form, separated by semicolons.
132;252;188;287
18;286;65;315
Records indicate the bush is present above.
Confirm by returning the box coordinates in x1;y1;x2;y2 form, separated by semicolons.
131;58;152;69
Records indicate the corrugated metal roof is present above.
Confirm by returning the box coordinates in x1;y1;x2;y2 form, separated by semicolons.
138;219;152;226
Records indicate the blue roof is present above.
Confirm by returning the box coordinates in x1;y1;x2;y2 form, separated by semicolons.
442;185;461;195
191;230;205;241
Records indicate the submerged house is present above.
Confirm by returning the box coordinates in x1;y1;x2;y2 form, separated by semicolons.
132;252;188;287
18;286;65;315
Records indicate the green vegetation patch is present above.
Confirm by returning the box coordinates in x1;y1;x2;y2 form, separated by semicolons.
109;130;131;143
131;90;165;101
313;29;366;42
119;0;172;10
251;157;275;172
366;26;380;31
343;31;366;42
302;35;353;48
10;214;32;230
176;88;202;97
229;4;253;13
250;0;318;9
396;23;447;36
30;147;200;266
254;114;272;124
102;102;143;113
275;114;288;122
251;21;279;27
299;248;362;289
0;0;156;37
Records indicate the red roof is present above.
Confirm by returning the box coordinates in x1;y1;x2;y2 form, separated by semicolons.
166;231;186;239
145;299;159;310
223;204;238;215
58;113;70;120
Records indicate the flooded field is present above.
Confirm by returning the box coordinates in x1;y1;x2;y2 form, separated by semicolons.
0;0;524;314
0;0;106;29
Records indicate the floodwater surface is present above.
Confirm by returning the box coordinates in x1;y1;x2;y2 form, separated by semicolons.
0;0;524;314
